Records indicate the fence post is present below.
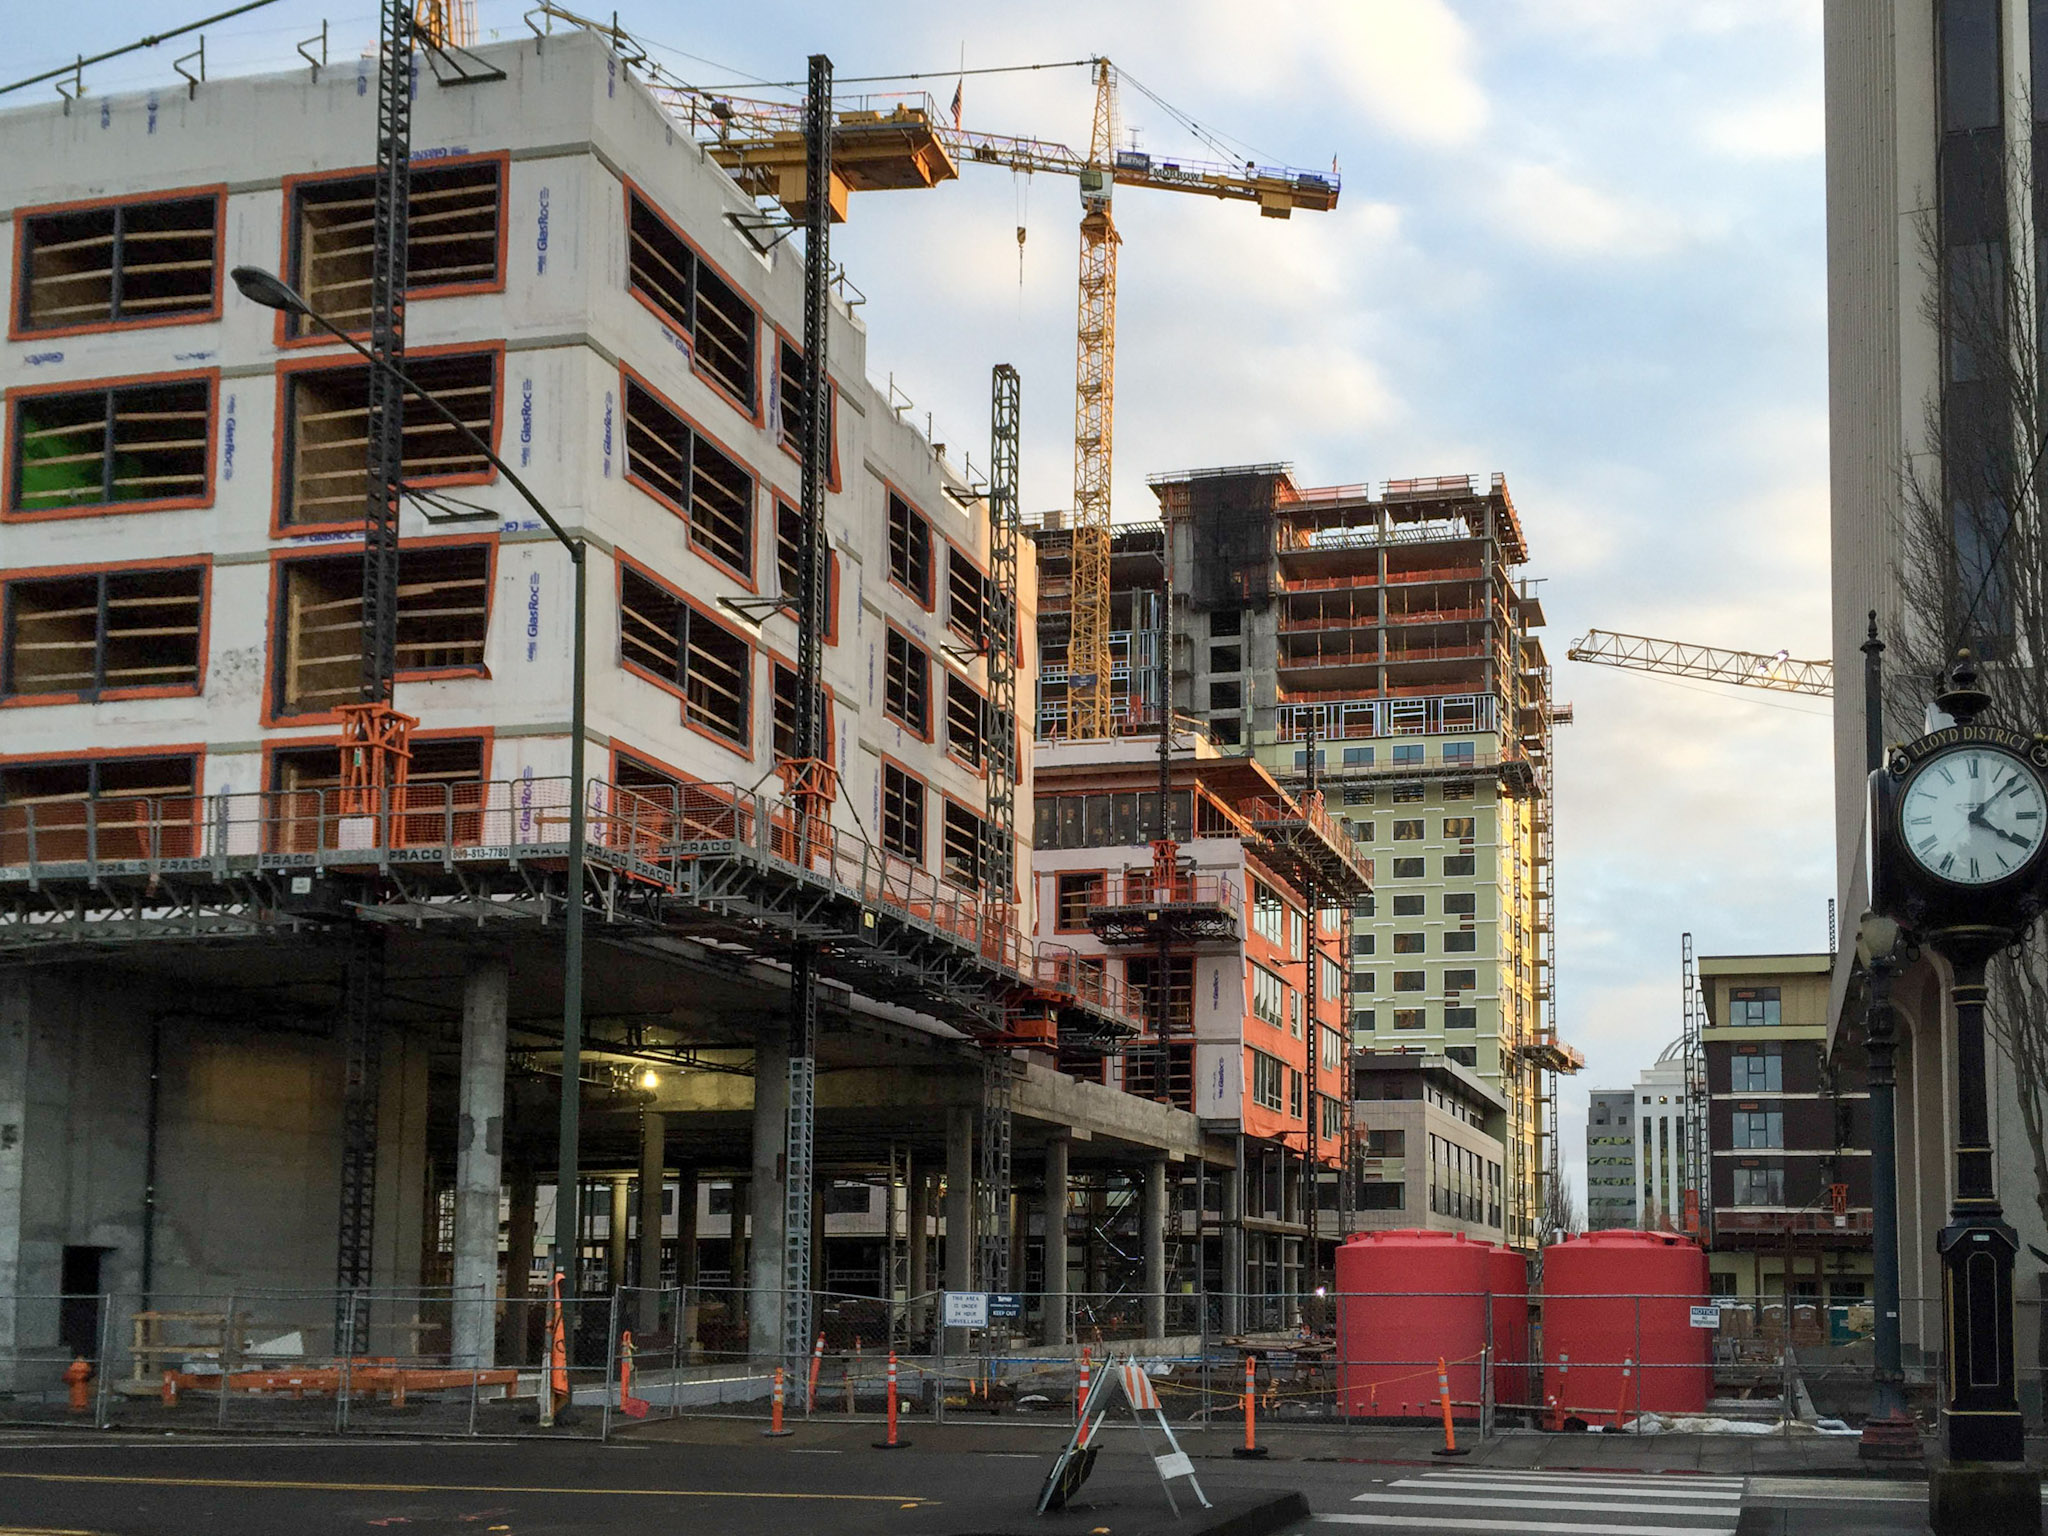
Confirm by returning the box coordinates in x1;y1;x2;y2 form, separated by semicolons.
93;1292;114;1430
1634;1295;1644;1423
336;1292;353;1434
600;1290;620;1442
935;1314;946;1425
216;1291;234;1430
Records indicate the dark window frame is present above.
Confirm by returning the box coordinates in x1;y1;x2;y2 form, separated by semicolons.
275;349;500;533
3;562;207;702
7;372;216;520
622;373;757;586
13;188;224;339
282;156;506;341
881;759;926;865
625;188;760;415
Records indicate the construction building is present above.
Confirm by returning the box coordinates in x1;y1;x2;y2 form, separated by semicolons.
1027;732;1371;1308
0;25;1276;1382
1699;953;1873;1320
1585;1088;1639;1231
1629;1041;1691;1230
1351;1048;1510;1240
1032;467;1579;1247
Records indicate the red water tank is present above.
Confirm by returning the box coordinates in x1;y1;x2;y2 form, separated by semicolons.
1335;1230;1529;1420
1541;1230;1710;1424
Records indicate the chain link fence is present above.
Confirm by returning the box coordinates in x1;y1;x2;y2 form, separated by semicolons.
0;1285;2019;1439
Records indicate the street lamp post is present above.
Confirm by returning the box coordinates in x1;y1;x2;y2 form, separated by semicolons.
231;265;592;1295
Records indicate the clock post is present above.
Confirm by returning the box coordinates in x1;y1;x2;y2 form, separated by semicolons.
1869;654;2048;1529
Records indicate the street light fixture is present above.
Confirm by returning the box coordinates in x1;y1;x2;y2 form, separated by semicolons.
232;265;593;1295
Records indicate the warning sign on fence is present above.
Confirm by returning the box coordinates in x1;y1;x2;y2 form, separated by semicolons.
1690;1305;1722;1329
942;1291;989;1329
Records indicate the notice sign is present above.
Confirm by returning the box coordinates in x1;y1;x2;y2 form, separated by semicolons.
943;1291;990;1329
1690;1305;1722;1329
989;1292;1024;1321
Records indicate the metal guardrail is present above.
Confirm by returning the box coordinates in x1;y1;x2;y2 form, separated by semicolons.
0;778;1149;1034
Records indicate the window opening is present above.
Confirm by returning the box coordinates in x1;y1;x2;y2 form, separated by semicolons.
623;379;754;578
291;161;501;335
278;545;490;714
887;493;932;604
12;379;211;514
627;194;757;407
884;627;930;734
616;565;750;745
882;762;925;863
19;194;217;332
4;566;203;697
946;673;985;766
282;353;494;526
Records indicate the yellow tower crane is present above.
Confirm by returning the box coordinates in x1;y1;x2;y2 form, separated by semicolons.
1567;628;1834;697
527;9;1342;736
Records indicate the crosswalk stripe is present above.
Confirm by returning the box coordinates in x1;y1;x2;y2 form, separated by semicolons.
1389;1478;1739;1501
1315;1516;1736;1536
1356;1492;1740;1517
1395;1481;1736;1501
1408;1472;1743;1488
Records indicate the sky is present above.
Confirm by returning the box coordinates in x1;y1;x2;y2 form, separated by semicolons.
9;0;1837;1210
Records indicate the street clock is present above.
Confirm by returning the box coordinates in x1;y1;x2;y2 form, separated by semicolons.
1869;714;2048;934
1864;651;2048;1466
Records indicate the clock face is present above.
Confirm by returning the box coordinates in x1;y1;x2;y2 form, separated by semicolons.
1900;746;2048;886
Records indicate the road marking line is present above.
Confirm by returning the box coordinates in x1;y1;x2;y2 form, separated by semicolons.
1317;1516;1735;1535
1362;1492;1742;1517
0;1471;931;1505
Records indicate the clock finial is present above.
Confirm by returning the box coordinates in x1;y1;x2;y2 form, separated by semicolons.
1937;647;1993;726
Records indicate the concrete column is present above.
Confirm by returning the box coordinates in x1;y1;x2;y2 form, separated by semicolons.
451;956;509;1369
748;1015;790;1359
1142;1158;1168;1342
607;1175;631;1293
675;1168;700;1289
636;1112;665;1333
1219;1159;1244;1336
1043;1136;1070;1348
944;1107;973;1351
908;1168;933;1336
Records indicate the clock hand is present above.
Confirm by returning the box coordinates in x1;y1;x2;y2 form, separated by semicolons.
1970;806;2033;848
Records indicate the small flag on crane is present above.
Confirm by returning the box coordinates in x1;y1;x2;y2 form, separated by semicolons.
951;78;963;129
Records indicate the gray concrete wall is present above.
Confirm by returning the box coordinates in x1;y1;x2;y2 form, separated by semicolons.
0;964;431;1364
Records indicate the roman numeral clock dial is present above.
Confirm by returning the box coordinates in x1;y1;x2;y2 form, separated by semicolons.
1900;746;2048;886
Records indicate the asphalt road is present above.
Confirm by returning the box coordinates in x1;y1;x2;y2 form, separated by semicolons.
0;1432;1956;1536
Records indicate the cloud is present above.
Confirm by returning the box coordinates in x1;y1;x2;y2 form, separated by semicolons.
1488;162;1694;259
1702;94;1824;160
1162;0;1490;149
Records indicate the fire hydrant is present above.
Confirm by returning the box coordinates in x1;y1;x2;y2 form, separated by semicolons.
63;1356;91;1414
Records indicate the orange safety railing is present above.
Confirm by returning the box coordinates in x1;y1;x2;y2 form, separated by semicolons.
1112;870;1240;912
